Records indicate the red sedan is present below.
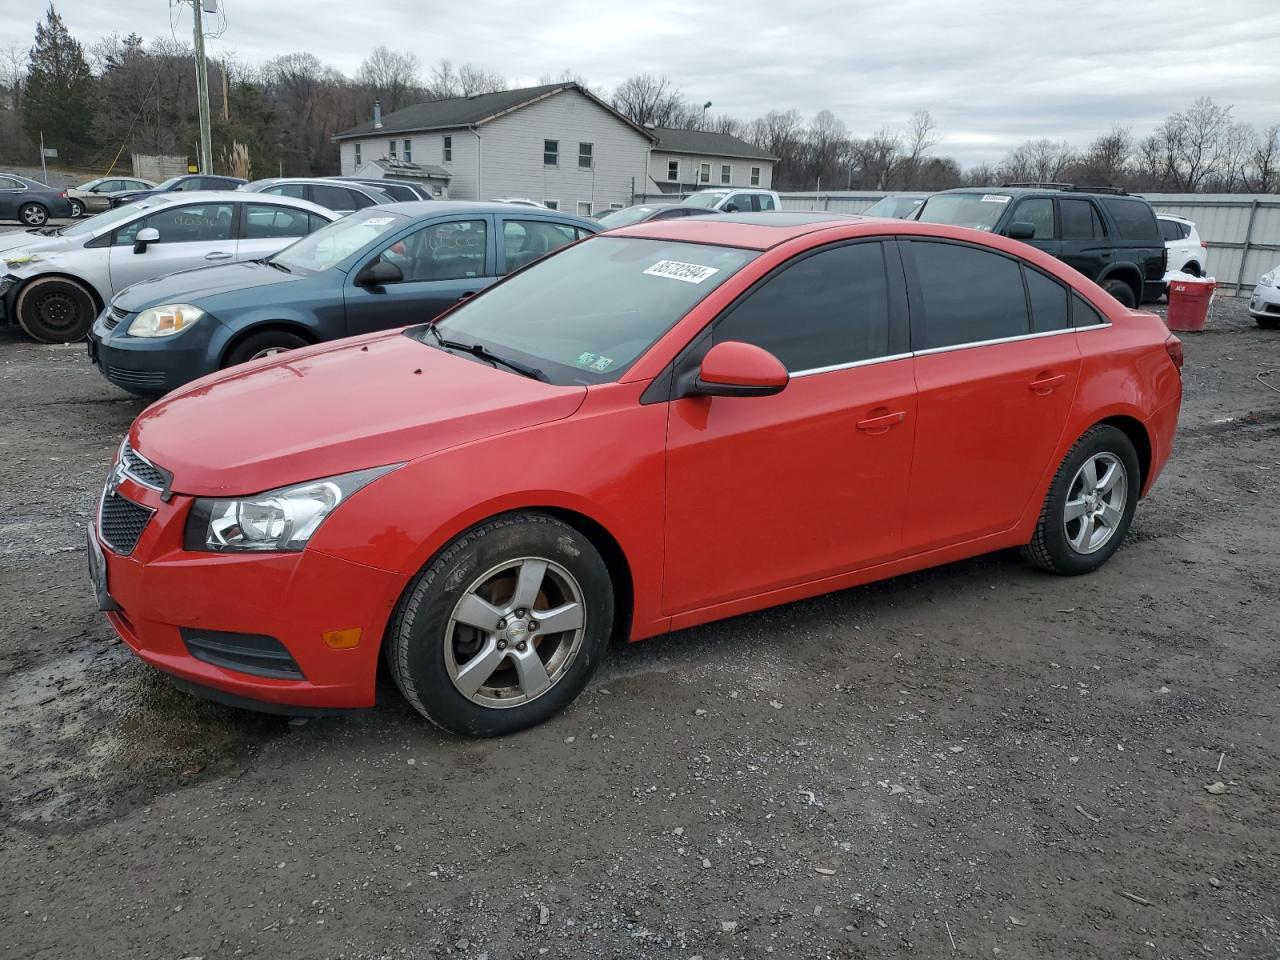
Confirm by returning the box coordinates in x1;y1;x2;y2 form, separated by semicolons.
89;212;1183;735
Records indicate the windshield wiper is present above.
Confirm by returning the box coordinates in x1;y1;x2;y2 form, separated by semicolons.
263;259;291;273
424;324;545;381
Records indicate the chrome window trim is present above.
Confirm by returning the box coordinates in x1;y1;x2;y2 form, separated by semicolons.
791;352;913;378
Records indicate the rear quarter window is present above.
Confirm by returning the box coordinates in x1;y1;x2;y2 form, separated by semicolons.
1101;198;1160;242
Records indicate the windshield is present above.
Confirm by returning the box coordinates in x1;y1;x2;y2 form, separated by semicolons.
595;205;663;228
74;179;101;191
271;211;407;273
864;196;924;219
915;193;1009;231
153;176;183;191
684;191;728;209
59;199;163;237
419;236;759;385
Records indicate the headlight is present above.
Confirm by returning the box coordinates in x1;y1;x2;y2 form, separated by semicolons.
1261;271;1276;288
183;466;400;553
2;252;41;269
128;303;206;338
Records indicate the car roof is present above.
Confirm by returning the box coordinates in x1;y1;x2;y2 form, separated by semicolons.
1158;213;1193;224
95;190;335;226
375;200;597;225
611;210;866;249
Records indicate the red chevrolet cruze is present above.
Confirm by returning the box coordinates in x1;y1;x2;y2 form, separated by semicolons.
89;213;1183;736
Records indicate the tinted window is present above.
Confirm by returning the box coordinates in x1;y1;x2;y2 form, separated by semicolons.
714;242;891;372
1025;267;1069;332
1060;199;1104;240
759;194;777;211
502;219;577;273
724;194;756;213
1011;198;1054;240
311;185;360;211
911;241;1029;348
1101;198;1160;241
265;183;307;200
243;203;319;240
1071;292;1107;327
115;202;235;245
1159;219;1184;242
376;219;487;282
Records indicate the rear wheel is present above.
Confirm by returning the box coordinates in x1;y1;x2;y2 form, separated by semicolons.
386;512;614;736
18;202;49;227
1102;278;1137;308
223;329;309;367
15;277;96;343
1024;425;1141;575
1183;262;1201;277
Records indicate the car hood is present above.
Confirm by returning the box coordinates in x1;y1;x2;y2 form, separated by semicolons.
131;329;588;496
0;232;77;257
113;260;304;310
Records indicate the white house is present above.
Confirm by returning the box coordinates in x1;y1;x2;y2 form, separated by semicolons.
334;82;655;215
647;127;777;195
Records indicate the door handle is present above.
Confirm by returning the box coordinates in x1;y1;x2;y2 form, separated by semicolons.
856;410;905;432
1029;373;1066;394
204;251;233;261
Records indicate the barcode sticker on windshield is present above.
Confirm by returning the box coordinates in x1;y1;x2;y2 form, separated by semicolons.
644;260;720;284
362;216;396;225
980;194;1011;204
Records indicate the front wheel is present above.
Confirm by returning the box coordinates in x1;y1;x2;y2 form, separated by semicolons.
223;329;310;367
1024;425;1141;575
14;277;97;342
1102;278;1137;308
386;512;614;736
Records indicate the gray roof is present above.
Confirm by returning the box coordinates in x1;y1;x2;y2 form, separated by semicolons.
362;157;452;180
651;127;777;162
335;82;656;142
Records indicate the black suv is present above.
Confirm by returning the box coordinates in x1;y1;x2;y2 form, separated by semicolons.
913;184;1167;306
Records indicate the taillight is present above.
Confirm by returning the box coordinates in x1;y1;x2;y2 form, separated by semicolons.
1165;336;1184;373
1161;247;1168;273
59;190;67;198
1200;241;1208;249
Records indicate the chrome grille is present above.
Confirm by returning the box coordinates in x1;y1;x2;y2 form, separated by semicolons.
104;305;130;331
121;442;167;489
99;490;153;555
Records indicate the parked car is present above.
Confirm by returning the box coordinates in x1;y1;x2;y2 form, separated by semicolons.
861;193;930;219
914;185;1167;306
0;173;75;226
334;177;433;201
89;211;1183;735
595;202;716;228
490;198;548;208
1249;265;1279;329
88;202;598;395
1;192;336;343
240;178;394;214
1159;215;1208;277
109;174;249;209
681;187;782;213
68;176;156;217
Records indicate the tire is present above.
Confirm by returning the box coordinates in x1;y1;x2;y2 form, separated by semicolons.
223;329;310;367
1257;316;1280;330
18;202;49;227
1184;262;1201;278
68;200;83;219
14;277;97;343
1101;278;1137;308
1023;424;1141;576
386;512;614;737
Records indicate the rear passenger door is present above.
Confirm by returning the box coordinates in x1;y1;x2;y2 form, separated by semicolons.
238;202;330;260
900;239;1081;551
1057;197;1109;280
662;240;917;613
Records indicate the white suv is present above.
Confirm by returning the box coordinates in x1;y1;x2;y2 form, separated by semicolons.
682;188;782;213
1249;265;1279;329
1159;215;1208;277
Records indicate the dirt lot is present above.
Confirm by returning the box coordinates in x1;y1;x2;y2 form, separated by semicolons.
1;292;1277;960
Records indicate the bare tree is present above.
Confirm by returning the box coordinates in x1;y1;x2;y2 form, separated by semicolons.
898;110;939;188
1247;123;1280;193
1000;138;1076;183
850;130;902;190
1161;97;1234;191
423;59;506;100
610;73;691;128
1072;125;1132;186
357;46;420;113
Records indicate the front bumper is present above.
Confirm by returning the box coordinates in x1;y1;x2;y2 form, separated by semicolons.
1249;283;1280;317
91;472;406;710
88;307;225;395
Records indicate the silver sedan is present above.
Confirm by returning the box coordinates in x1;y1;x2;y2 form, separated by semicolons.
0;191;337;342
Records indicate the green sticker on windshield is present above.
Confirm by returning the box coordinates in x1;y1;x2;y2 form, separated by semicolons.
574;352;598;368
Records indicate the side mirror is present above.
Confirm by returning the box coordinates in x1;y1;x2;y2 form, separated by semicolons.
133;227;160;254
686;340;788;398
722;203;739;213
355;260;403;286
1006;221;1036;240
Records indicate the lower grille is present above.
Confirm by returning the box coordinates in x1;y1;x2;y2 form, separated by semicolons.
106;366;165;388
99;491;153;555
181;629;305;680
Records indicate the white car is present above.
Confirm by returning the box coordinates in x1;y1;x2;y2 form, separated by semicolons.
1159;215;1208;277
0;191;337;343
490;198;549;208
681;187;782;213
1249;265;1280;330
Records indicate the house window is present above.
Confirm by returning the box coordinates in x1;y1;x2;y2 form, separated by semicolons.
721;164;732;184
544;140;559;166
699;162;710;183
543;199;559;210
403;140;412;163
389;139;397;160
750;166;761;186
579;142;593;169
577;201;592;216
443;136;452;163
354;143;362;167
667;160;678;182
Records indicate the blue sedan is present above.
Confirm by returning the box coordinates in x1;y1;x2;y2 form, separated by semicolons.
109;174;248;208
0;173;75;226
88;202;599;395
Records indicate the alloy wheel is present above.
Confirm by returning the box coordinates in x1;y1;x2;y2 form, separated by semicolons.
1063;452;1128;554
20;204;47;226
249;346;290;360
444;557;586;708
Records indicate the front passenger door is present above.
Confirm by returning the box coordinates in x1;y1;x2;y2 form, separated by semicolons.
1006;197;1059;259
343;216;495;335
106;201;238;295
663;240;917;613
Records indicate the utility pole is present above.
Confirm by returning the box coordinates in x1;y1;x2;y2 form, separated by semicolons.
191;0;213;174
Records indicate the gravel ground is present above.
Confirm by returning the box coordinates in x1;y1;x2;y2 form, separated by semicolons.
0;293;1277;960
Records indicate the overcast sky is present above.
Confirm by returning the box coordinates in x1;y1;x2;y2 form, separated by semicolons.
5;0;1279;166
